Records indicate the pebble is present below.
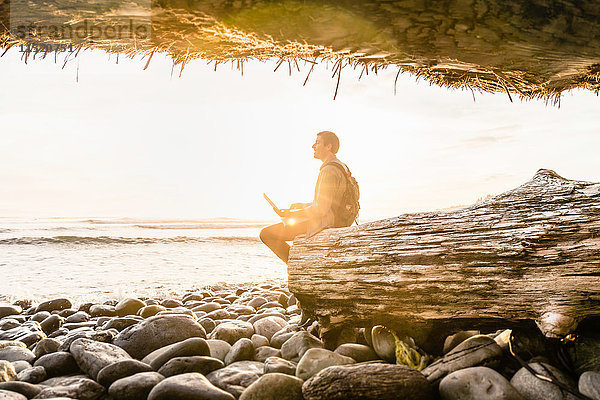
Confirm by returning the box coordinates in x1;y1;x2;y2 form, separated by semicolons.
199;318;217;334
302;362;434;400
0;346;35;364
142;337;210;370
148;372;234;400
108;371;164;400
207;339;231;362
31;311;51;323
252;317;288;341
113;315;206;359
0;306;21;319
255;346;281;362
17;366;46;383
334;343;378;362
239;372;303;400
0;381;42;399
264;356;296;375
510;362;578;400
207;361;264;398
36;298;72;313
280;331;324;361
96;359;153;387
0;320;20;331
115;298;146;317
225;338;255;365
158;356;224;377
35;375;105;400
0;361;16;383
443;330;481;353
40;314;64;335
33;338;61;358
439;366;524;400
371;325;396;362
251;334;269;349
138;305;166;318
296;348;355;380
103;317;140;331
210;321;255;345
34;351;80;377
0;389;26;400
70;337;132;380
10;361;30;374
422;335;503;386
65;311;90;323
579;371;600;400
89;304;117;317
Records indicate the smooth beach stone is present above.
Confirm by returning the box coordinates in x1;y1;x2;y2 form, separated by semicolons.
57;329;113;352
280;331;324;361
0;381;41;398
193;302;221;313
62;321;96;330
207;340;231;362
89;305;117;318
36;299;71;314
148;372;234;400
33;338;61;358
296;348;355;380
206;361;264;398
34;352;79;377
103;317;140;332
270;325;302;349
35;375;104;400
160;299;183;308
227;305;255;317
579;371;600;400
302;362;434;400
142;337;210;370
439;366;524;400
39;315;64;335
251;334;269;349
205;309;233;321
113;315;206;360
97;359;153;387
0;346;35;364
137;305;166;318
0;389;26;400
10;361;30;374
247;297;267;309
158;356;224;377
0;322;45;347
17;366;46;384
252;317;288;341
567;335;600;375
239;372;303;400
258;301;281;311
371;326;396;362
108;371;164;400
510;362;578;400
210;321;255;345
247;312;287;325
422;335;503;386
334;343;378;362
115;298;146;317
0;306;21;320
199;318;216;334
156;307;195;318
225;339;255;366
443;331;481;354
182;294;204;303
57;308;77;318
70;338;132;380
65;311;89;324
0;342;25;351
256;346;281;362
0;320;21;331
264;357;296;376
31;311;51;323
0;361;16;382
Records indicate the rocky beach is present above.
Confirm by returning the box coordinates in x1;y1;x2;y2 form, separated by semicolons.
0;283;599;400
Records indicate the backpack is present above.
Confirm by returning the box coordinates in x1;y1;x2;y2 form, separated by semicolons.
326;162;360;227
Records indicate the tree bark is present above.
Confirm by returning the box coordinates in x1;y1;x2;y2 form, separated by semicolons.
288;169;600;344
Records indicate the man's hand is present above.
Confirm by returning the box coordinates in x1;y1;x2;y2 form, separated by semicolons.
273;207;291;217
290;202;310;210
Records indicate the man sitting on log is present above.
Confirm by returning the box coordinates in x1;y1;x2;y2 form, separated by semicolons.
260;130;356;264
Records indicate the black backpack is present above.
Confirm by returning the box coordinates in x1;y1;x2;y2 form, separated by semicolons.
326;162;360;227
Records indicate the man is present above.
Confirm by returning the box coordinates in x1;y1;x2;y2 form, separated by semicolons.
260;131;351;264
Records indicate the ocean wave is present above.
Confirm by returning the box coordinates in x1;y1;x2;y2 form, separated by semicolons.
133;223;268;230
0;235;261;246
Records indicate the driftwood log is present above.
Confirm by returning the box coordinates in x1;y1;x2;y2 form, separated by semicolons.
288;169;600;347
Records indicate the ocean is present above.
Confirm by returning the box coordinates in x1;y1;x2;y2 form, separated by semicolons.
0;217;286;303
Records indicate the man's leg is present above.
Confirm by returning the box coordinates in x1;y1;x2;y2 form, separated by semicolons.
259;221;308;264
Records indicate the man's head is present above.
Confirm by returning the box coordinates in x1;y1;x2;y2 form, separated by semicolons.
312;131;339;161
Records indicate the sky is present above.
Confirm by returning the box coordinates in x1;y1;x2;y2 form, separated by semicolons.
0;49;599;222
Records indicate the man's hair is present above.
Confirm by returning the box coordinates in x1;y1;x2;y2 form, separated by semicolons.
317;131;340;154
